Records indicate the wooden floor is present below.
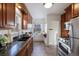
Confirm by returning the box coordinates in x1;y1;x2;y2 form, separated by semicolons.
31;41;57;56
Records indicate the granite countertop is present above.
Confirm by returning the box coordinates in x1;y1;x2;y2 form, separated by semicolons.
0;36;33;56
0;33;32;56
0;41;26;56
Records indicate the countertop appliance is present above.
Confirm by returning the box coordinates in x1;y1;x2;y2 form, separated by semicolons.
65;17;79;56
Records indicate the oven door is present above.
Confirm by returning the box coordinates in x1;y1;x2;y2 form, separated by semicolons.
58;41;71;56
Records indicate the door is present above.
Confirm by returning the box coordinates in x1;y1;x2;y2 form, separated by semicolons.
48;20;59;46
48;29;55;45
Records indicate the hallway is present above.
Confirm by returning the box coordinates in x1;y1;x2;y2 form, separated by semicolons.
32;41;57;56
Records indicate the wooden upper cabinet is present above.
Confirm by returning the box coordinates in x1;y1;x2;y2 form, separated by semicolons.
16;3;32;29
61;13;65;37
0;3;15;29
22;12;32;29
22;14;28;29
16;3;28;14
0;4;3;27
65;3;79;20
0;3;32;29
65;4;73;21
72;3;79;18
28;13;30;23
61;13;69;38
5;3;15;26
28;13;32;24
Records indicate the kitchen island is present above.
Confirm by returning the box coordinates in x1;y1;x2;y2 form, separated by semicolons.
0;37;33;56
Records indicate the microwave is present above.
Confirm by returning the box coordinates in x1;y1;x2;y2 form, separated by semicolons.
64;22;71;30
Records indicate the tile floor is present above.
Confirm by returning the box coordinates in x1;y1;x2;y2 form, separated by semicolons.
31;41;57;56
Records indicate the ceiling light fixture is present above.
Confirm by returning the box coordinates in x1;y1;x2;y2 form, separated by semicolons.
18;6;21;9
43;3;54;8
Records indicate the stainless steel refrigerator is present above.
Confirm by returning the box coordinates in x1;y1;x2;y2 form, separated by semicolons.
67;17;79;56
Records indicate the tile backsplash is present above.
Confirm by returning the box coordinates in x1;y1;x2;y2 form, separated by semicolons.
0;30;8;35
0;29;31;43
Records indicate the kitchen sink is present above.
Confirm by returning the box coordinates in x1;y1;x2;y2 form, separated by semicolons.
17;36;30;41
13;34;30;41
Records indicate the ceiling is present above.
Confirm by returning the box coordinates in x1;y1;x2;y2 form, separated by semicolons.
25;3;70;19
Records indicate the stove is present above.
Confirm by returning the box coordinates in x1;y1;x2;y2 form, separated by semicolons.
57;38;71;56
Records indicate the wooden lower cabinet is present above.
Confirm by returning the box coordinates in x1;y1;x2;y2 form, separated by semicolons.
27;39;33;56
17;38;33;56
17;46;27;56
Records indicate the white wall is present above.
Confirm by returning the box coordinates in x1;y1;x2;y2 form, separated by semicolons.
46;14;61;46
32;18;47;24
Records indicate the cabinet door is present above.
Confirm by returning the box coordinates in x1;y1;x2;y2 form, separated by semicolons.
61;14;65;37
28;13;32;23
0;4;3;27
17;47;26;56
65;4;73;21
22;14;28;29
61;13;69;38
26;40;33;56
73;3;79;17
5;3;15;26
17;38;33;56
